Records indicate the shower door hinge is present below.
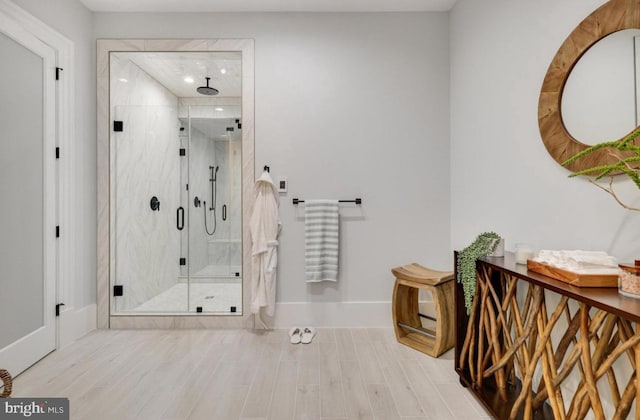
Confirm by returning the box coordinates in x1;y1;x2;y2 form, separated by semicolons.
55;147;60;159
186;184;189;191
55;303;65;317
55;67;63;80
179;148;186;156
180;258;186;266
55;225;60;238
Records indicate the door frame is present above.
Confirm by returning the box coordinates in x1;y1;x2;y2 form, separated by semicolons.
96;39;255;329
0;13;57;377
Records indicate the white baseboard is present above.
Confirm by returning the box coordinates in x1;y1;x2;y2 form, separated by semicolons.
58;303;97;348
271;301;393;328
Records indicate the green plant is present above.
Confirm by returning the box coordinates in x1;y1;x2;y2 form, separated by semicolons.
562;127;640;211
456;232;501;314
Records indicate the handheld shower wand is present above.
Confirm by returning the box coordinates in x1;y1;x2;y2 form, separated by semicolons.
204;165;219;236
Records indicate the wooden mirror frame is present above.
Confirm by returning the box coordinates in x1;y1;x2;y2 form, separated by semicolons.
538;0;640;172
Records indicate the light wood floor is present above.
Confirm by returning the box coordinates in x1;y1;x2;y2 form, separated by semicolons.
13;328;490;420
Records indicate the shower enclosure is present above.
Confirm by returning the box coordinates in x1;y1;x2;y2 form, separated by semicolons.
110;51;243;315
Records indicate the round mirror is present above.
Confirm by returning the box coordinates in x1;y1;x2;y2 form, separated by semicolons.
538;0;640;173
562;29;640;145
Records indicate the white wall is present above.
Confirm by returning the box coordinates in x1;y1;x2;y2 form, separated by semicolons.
17;0;636;328
450;0;640;261
94;12;451;320
14;0;636;330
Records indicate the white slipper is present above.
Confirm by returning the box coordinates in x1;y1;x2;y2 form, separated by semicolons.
301;327;316;344
289;327;302;344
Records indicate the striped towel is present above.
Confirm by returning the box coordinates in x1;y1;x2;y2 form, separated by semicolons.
305;200;339;282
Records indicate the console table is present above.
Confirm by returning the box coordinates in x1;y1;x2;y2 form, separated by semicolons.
454;252;640;419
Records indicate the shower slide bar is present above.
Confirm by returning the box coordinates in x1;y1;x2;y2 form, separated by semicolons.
292;198;362;205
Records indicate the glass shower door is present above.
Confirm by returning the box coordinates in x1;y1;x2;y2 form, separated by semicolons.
109;50;244;316
187;105;242;314
112;104;187;313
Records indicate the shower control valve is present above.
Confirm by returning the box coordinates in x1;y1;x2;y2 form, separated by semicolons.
194;197;201;208
150;196;160;211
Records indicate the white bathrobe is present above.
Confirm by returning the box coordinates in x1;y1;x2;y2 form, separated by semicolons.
249;171;281;316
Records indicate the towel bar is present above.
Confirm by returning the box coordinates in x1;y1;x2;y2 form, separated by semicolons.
293;198;362;205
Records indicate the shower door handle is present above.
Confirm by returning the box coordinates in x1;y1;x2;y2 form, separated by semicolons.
222;204;227;221
177;207;184;231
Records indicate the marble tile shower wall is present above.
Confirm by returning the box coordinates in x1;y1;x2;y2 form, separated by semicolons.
111;54;181;311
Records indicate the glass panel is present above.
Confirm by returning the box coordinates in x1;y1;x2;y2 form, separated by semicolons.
112;104;185;313
188;106;242;314
0;32;44;347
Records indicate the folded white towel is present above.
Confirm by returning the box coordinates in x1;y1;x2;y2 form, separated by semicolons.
305;200;339;282
534;250;618;273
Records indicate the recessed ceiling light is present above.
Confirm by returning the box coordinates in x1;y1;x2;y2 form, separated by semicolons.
118;78;128;83
184;77;194;83
220;68;227;74
215;107;224;112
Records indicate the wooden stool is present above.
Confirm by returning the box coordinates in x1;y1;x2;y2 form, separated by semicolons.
392;263;455;357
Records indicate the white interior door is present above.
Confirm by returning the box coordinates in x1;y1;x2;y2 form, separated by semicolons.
0;21;57;377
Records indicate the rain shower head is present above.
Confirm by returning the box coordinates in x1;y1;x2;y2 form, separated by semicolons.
197;77;219;96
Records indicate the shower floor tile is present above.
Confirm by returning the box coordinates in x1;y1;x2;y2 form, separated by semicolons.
133;283;241;313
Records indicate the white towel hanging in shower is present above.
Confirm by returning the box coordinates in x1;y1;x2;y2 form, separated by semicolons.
305;199;339;282
249;171;281;316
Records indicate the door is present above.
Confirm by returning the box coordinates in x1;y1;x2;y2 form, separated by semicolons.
0;27;57;376
111;104;183;313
